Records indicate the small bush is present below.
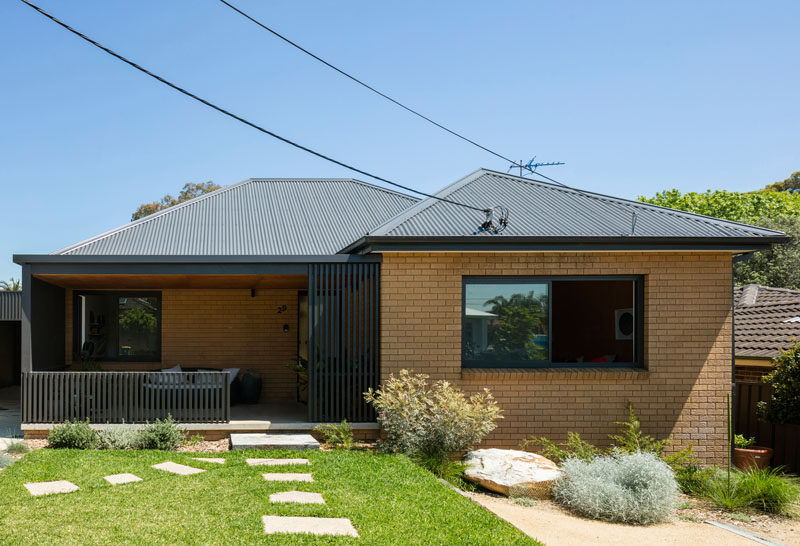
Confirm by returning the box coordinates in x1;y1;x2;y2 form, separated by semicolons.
0;454;13;469
734;434;756;449
314;420;354;450
757;339;800;424
48;420;98;449
186;434;205;445
133;416;184;450
5;441;30;455
520;431;599;463
703;467;800;515
97;427;137;450
610;406;671;456
553;451;679;525
365;370;501;466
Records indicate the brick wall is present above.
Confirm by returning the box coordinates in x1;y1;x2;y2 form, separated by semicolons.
734;365;773;383
65;288;300;402
380;251;733;465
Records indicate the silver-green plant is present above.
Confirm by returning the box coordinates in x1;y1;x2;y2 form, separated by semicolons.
553;451;678;525
96;426;138;450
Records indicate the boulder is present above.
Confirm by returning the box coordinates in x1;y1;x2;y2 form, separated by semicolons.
463;448;563;499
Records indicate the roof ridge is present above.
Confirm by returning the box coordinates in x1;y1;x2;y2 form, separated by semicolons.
245;178;419;202
479;168;784;237
52;179;256;255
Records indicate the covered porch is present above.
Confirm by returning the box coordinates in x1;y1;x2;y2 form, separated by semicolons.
15;255;381;434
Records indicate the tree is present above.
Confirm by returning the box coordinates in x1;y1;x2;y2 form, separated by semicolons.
763;171;800;193
734;215;800;289
131;181;220;221
0;278;21;291
485;291;549;360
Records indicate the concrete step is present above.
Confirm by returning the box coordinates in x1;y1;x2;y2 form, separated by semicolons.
229;433;320;451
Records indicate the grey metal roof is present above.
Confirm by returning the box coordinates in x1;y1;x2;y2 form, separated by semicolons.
0;291;21;321
364;169;786;240
55;179;418;255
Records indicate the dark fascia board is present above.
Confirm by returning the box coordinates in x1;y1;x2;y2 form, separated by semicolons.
14;254;381;276
340;235;786;254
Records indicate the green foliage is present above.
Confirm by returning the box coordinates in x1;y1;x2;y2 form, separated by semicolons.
726;512;752;522
734;434;756;449
701;467;800;515
609;406;671;456
512;497;537;507
186;434;205;445
734;215;800;289
365;370;502;466
483;292;549;360
4;441;30;455
0;454;13;469
0;278;21;291
553;451;679;525
131;181;220;221
763;171;800;193
118;307;158;334
520;432;599;463
411;453;475;488
314;420;355;450
758;338;800;424
97;427;137;450
132;416;184;450
48;420;98;449
638;188;800;223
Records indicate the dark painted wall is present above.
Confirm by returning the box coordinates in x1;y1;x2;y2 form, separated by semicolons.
31;277;65;371
0;321;20;387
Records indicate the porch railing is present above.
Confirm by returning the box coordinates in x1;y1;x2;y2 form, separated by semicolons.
22;371;230;424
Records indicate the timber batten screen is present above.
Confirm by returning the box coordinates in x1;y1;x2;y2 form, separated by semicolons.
308;263;379;422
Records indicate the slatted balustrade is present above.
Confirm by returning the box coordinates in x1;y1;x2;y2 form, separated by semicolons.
22;371;230;424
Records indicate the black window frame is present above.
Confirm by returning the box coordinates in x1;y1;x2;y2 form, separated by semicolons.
461;275;644;369
72;290;162;362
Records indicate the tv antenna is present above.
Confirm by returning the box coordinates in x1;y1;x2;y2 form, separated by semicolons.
509;156;565;177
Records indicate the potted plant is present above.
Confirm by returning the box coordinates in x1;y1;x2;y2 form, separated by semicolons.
733;434;773;470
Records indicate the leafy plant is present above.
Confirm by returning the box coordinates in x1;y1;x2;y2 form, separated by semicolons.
553;451;679;525
48;420;98;449
512;497;537;507
0;454;13;469
734;434;756;449
313;420;354;450
411;453;475;489
701;467;800;515
97;427;137;450
186;434;205;445
364;370;502;476
520;432;599;463
118;307;157;334
5;441;30;455
609;406;671;456
726;512;752;522
0;278;21;291
133;416;184;450
758;339;800;424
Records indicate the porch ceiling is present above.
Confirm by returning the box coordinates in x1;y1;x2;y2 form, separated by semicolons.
34;274;308;290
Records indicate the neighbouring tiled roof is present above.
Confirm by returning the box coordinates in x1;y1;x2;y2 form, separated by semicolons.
54;179;418;255
735;284;800;358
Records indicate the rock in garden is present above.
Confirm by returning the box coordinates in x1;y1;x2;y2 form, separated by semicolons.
463;448;563;499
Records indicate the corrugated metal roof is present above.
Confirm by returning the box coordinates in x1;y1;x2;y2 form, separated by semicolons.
0;291;21;321
55;179;418;255
367;169;785;239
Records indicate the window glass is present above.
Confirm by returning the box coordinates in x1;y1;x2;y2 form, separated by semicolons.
463;282;549;363
78;293;160;361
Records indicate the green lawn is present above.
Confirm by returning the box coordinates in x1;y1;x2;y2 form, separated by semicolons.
0;449;540;545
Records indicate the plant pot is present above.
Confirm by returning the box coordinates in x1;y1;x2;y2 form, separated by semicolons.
733;446;773;470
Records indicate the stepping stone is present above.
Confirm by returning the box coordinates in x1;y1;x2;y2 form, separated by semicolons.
247;458;309;466
270;491;325;504
104;473;142;486
262;516;359;537
24;480;79;496
230;433;319;451
152;461;205;475
191;457;226;464
262;473;313;482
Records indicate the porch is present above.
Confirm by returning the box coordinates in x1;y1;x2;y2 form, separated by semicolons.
16;256;381;434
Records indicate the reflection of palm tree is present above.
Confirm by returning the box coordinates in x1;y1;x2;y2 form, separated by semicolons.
484;291;548;360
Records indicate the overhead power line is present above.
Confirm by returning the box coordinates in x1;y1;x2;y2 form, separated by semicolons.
18;0;487;214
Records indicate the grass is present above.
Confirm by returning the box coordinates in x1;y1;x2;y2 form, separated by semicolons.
702;467;800;515
0;449;539;545
5;441;30;455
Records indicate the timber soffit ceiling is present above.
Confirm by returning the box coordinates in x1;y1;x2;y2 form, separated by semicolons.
53;179;419;256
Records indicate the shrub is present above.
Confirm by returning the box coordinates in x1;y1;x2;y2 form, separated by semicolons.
5;441;30;455
734;434;756;449
0;454;13;469
703;467;800;515
133;416;184;450
97;426;137;450
48;420;98;449
758;339;800;424
313;420;354;450
609;406;670;456
520;432;599;463
553;451;679;525
364;370;501;474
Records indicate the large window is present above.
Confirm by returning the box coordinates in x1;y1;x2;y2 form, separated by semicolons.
73;292;161;362
462;277;643;368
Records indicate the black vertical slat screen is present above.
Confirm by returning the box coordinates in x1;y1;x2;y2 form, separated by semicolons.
307;263;379;422
21;372;229;424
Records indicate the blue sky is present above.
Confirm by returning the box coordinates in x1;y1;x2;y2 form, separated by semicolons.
1;0;798;281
